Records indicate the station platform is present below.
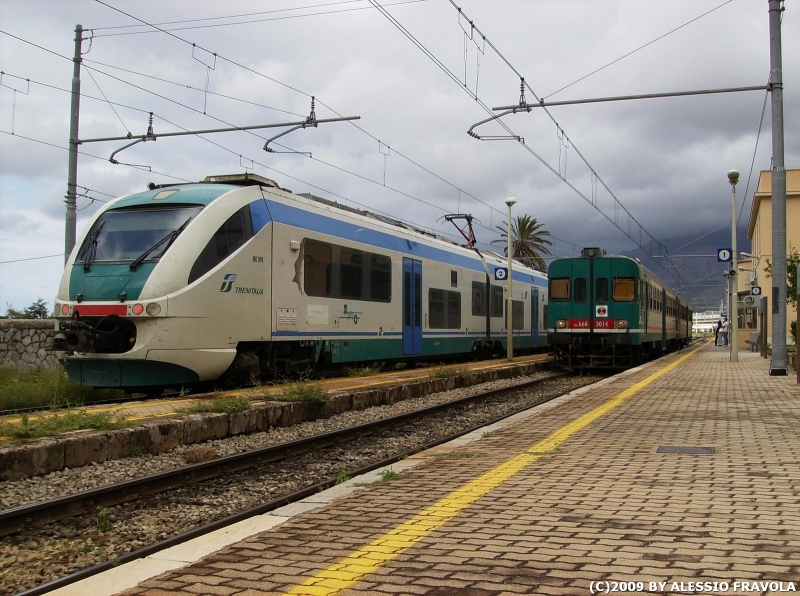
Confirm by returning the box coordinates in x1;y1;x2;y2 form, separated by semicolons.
49;343;800;596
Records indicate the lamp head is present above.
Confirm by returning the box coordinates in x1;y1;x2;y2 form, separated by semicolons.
727;170;740;185
504;197;517;207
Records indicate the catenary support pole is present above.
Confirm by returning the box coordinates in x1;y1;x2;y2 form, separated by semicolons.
768;0;787;375
505;197;517;361
64;24;83;265
729;170;739;362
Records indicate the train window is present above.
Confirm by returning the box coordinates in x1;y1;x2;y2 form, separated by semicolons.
429;289;461;329
596;278;609;303
505;299;524;330
304;240;333;297
471;282;485;316
613;278;636;302
429;289;445;328
404;271;412;326
448;291;461;328
369;254;391;302
490;285;504;318
188;206;254;284
574;278;586;304
550;278;570;302
414;272;422;326
340;247;364;298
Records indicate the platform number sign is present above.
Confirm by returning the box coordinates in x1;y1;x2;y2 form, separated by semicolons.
751;286;762;296
494;267;508;281
717;248;732;262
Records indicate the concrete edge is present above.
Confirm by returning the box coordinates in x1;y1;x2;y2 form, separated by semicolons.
0;361;549;481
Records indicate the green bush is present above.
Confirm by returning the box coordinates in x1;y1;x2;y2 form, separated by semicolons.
274;382;328;404
0;366;125;411
183;396;251;414
0;408;129;439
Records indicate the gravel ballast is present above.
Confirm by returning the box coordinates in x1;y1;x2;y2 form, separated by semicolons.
0;373;598;596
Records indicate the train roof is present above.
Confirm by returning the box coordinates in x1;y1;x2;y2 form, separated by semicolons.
121;173;545;280
549;248;686;303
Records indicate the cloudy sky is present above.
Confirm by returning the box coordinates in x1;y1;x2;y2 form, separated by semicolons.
1;0;797;312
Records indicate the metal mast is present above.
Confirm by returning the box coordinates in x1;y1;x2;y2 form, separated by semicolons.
64;24;84;265
768;0;787;375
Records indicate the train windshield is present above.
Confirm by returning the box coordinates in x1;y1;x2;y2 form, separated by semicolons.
77;206;203;266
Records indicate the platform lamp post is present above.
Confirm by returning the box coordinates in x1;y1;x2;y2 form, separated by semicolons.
505;197;517;361
728;170;740;362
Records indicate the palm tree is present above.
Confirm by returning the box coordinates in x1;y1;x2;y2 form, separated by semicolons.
491;214;553;272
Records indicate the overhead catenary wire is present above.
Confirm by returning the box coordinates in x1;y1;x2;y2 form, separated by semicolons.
370;0;695;296
0;33;510;253
87;2;579;253
541;0;735;100
90;0;426;37
3;10;579;260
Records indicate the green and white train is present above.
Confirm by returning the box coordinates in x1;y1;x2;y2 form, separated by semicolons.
547;248;692;369
51;173;549;389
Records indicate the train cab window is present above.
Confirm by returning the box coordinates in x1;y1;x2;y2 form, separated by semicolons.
188;205;254;284
429;289;461;329
471;281;485;316
550;278;570;302
339;247;363;298
612;278;636;302
304;240;332;297
490;285;504;318
596;278;609;303
574;278;587;304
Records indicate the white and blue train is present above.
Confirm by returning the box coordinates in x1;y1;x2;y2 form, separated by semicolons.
50;173;548;389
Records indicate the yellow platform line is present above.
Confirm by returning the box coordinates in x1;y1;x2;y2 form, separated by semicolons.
283;344;704;596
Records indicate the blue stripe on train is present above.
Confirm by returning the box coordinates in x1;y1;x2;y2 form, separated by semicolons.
264;199;546;286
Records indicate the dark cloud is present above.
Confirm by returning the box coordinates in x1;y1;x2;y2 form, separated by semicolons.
0;0;797;309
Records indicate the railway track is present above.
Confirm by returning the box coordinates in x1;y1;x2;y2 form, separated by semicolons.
3;371;600;596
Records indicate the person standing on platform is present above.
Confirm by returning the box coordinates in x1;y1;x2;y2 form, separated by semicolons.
714;319;722;345
720;317;730;346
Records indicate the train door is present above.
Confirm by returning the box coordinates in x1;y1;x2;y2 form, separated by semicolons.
591;257;612;331
531;287;539;346
402;258;423;355
661;287;667;350
570;259;591;324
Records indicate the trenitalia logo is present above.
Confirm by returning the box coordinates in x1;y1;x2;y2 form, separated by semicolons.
220;273;237;293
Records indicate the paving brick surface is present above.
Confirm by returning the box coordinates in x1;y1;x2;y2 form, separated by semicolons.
119;345;800;596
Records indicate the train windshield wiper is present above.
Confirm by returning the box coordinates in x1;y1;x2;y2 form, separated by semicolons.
129;217;192;271
82;221;105;272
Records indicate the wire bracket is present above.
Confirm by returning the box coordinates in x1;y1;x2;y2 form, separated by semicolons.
263;97;319;155
109;112;156;167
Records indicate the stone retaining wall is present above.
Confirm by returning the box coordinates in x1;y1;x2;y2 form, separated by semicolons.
0;360;548;481
0;320;59;372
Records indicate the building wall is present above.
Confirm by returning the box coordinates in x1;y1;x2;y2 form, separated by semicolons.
0;319;60;371
744;169;800;346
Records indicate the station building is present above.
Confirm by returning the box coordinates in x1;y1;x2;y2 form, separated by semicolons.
742;168;800;349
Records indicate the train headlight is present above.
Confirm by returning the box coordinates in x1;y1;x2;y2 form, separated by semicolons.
146;303;161;316
132;303;145;315
557;320;567;329
616;320;628;329
60;304;70;316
